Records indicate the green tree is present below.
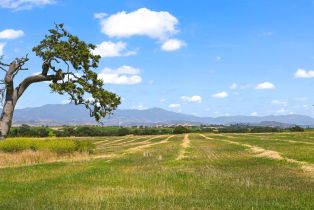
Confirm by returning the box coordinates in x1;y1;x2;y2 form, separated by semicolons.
173;126;188;134
0;24;121;139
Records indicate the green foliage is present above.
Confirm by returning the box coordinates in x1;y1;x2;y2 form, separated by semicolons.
117;127;129;136
32;24;121;122
0;138;94;154
173;126;188;134
289;126;304;132
10;125;50;137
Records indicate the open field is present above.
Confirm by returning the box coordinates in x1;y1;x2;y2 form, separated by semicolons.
0;132;313;209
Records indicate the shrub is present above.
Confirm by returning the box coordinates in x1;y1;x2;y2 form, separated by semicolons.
173;126;188;134
289;126;304;132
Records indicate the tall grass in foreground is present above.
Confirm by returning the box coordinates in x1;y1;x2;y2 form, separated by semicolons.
0;138;94;154
0;138;95;168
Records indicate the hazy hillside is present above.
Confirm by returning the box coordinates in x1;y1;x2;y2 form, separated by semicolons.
10;104;314;127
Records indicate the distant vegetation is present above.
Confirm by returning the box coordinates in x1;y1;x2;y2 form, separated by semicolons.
7;124;305;138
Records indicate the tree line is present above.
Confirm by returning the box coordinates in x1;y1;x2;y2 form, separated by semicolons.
7;124;305;137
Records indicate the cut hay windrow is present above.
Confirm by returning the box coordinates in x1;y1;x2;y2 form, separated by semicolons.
176;134;190;160
199;134;314;176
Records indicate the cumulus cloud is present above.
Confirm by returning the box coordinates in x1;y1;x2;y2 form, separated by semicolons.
168;103;181;108
294;68;314;78
255;82;275;90
98;66;142;85
0;29;24;39
92;41;136;58
97;8;179;40
161;39;186;51
0;0;55;10
181;95;202;103
229;83;237;90
212;91;228;98
0;42;5;56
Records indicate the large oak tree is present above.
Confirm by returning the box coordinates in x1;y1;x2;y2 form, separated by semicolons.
0;24;121;139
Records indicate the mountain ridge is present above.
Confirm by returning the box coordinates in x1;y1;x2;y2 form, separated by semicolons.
10;104;314;127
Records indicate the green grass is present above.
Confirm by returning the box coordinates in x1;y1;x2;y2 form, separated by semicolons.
0;133;313;209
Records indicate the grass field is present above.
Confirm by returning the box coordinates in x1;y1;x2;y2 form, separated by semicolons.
0;132;313;209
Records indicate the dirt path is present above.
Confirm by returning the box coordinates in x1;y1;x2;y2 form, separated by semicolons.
176;134;190;160
200;134;314;175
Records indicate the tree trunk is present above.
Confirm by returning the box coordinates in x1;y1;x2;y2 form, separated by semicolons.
0;100;15;139
0;60;59;139
0;85;17;140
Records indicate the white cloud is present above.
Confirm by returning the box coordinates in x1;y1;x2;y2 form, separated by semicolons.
0;0;55;10
92;41;136;58
294;68;314;78
271;99;288;106
229;83;237;90
277;108;287;114
250;112;258;116
212;91;228;98
255;82;275;90
181;95;202;103
0;29;24;39
105;65;140;75
161;39;186;51
216;56;222;61
94;12;107;19
98;66;142;85
168;103;181;108
97;8;179;40
0;42;5;56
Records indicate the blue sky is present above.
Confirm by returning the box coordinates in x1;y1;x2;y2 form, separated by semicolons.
1;0;314;117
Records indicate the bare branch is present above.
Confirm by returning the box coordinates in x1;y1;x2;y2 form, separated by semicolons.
16;73;61;99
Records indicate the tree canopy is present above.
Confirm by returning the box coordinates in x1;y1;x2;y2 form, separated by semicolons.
0;24;121;138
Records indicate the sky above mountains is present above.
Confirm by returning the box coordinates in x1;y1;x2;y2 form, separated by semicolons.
1;0;314;117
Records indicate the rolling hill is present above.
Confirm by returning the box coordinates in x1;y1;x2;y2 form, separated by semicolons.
10;104;314;127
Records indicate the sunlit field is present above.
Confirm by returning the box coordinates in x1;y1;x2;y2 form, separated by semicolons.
0;132;313;209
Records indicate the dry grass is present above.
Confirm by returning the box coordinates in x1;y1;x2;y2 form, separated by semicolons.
200;134;314;176
0;150;90;168
176;134;190;160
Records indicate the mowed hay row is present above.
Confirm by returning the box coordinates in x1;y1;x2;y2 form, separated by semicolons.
176;134;190;160
0;134;313;209
94;136;131;147
96;136;162;152
217;134;314;163
91;135;175;160
200;134;314;177
94;136;164;153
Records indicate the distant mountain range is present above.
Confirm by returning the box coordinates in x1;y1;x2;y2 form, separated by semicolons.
10;104;314;127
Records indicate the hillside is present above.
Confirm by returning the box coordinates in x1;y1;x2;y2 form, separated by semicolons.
11;104;314;127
